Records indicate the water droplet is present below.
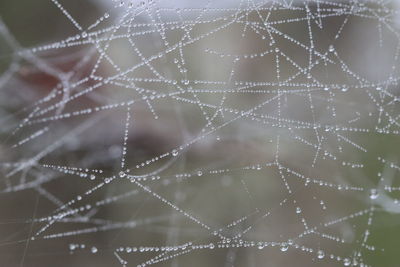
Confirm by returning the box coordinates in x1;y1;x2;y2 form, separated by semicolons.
329;45;335;52
91;247;98;253
296;207;302;214
119;171;126;178
280;244;288;252
172;149;178;156
317;250;325;259
343;258;351;266
197;170;203;176
369;189;379;199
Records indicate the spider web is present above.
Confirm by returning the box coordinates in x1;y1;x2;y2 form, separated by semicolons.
0;0;400;266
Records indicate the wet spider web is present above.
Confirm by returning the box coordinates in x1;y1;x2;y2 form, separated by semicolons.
0;0;400;266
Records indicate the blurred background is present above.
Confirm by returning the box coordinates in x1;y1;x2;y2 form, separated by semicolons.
1;0;400;266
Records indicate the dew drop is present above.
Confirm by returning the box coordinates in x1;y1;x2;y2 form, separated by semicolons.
369;189;379;199
317;250;325;259
280;244;288;252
